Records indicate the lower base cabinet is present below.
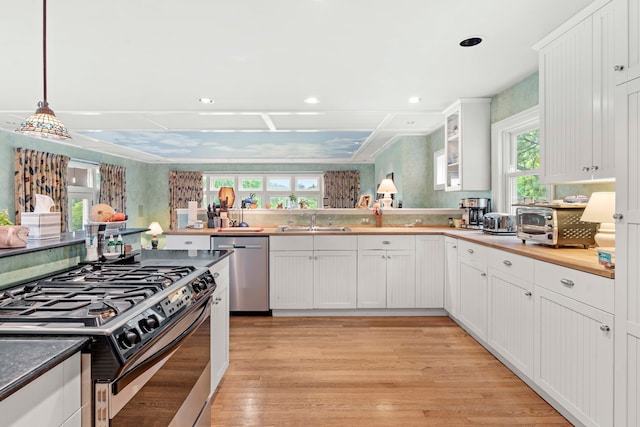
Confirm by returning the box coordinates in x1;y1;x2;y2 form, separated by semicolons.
211;258;230;395
458;259;488;341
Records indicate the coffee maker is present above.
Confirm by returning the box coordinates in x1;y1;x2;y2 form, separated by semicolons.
460;198;491;229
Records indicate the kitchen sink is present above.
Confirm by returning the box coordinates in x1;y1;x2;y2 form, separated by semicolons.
277;226;351;232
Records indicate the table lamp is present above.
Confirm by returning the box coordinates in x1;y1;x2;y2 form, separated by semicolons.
147;221;164;249
377;178;398;209
580;192;616;248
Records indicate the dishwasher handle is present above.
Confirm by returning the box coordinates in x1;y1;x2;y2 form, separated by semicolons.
215;244;263;249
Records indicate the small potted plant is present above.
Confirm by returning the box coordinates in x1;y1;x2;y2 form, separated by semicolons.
244;193;258;209
288;193;297;209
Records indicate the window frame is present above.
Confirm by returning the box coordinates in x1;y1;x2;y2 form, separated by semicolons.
491;106;552;213
66;160;100;232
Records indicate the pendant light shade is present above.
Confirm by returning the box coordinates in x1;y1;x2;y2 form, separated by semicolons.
15;0;70;140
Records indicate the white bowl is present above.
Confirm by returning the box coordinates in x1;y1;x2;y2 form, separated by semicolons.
102;252;121;260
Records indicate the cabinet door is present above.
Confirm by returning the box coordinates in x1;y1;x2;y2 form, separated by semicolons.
614;0;640;84
269;250;314;309
487;269;534;378
539;17;594;183
357;250;387;308
386;249;416;308
313;251;357;309
444;237;459;315
614;75;640;426
458;259;488;341
211;282;229;394
534;287;614;427
415;235;444;308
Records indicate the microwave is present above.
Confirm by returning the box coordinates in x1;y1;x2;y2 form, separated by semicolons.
515;206;597;248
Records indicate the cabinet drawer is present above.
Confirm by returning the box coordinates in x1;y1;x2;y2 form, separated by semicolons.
487;248;534;278
357;235;415;250
164;234;210;250
314;235;357;251
457;240;487;264
534;260;614;313
269;235;313;251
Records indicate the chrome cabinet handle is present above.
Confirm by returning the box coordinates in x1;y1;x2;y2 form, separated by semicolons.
387;255;391;259
467;249;474;254
503;260;512;266
600;325;610;332
560;278;575;287
614;65;625;71
382;255;386;260
185;241;193;245
582;166;591;171
382;240;390;245
524;291;532;297
452;245;457;249
591;165;599;171
613;213;624;220
480;272;487;277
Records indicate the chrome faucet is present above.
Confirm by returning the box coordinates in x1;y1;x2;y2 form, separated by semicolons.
310;214;317;229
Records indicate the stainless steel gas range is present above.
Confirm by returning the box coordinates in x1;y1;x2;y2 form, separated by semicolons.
0;251;231;426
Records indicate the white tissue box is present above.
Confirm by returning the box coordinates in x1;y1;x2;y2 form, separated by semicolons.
21;212;61;239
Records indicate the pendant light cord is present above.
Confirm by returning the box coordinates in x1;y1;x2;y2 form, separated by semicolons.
42;0;48;104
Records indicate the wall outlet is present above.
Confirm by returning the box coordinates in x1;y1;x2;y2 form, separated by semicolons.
361;217;370;224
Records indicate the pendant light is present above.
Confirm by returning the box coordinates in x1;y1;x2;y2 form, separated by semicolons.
15;0;70;139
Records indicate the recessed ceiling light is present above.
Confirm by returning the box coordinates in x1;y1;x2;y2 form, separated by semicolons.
459;37;482;47
304;97;319;104
408;97;421;104
198;98;215;104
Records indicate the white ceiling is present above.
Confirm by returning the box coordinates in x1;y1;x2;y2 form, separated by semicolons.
0;0;593;163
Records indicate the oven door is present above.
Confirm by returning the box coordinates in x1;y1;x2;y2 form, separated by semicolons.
94;300;211;427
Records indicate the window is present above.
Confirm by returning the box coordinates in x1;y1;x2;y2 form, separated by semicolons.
203;173;323;209
492;106;552;213
67;160;100;232
433;149;446;190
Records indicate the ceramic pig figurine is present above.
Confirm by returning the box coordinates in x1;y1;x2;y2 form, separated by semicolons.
0;226;29;248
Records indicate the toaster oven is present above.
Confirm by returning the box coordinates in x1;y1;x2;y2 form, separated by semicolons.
515;206;597;248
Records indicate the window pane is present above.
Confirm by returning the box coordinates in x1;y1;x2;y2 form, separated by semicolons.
516;130;540;171
70;198;90;232
269;196;288;208
300;197;318;209
239;178;263;191
267;177;291;191
516;175;547;201
296;178;319;191
213;177;234;189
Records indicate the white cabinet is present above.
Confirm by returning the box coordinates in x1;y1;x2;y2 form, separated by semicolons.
269;235;357;309
415;235;444;308
457;240;488;340
357;235;416;308
614;0;640;84
534;261;614;427
443;237;459;316
487;249;535;378
535;0;616;183
270;236;314;309
0;352;81;427
443;98;491;192
614;71;640;425
164;234;211;250
210;257;230;395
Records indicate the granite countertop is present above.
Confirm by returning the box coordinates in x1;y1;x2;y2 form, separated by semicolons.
0;228;148;259
0;336;89;401
167;225;614;279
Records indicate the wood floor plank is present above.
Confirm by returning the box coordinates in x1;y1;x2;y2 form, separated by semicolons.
210;316;571;426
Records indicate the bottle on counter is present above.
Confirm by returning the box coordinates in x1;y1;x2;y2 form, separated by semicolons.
107;234;116;254
115;234;124;254
448;217;454;228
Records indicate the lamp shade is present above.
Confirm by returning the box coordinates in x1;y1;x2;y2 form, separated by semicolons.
376;179;398;195
218;187;236;208
16;101;70;139
147;222;164;236
580;192;615;224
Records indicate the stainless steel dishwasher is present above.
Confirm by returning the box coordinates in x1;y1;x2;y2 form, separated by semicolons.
211;236;269;312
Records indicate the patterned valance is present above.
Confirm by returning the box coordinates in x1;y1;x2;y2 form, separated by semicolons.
168;171;203;230
99;163;127;213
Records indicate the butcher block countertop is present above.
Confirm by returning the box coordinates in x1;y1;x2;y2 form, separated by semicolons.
166;226;614;279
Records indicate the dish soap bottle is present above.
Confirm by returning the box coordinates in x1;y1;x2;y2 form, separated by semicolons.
107;234;116;254
115;234;124;255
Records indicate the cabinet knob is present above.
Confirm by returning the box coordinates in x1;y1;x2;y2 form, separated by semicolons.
387;255;391;259
309;256;313;260
560;278;575;287
213;272;220;278
382;255;386;259
503;260;512;266
524;291;532;297
582;166;591;171
382;240;390;245
591;165;599;171
600;325;611;332
480;272;487;277
467;249;474;254
452;245;457;249
613;213;624;220
614;65;625;71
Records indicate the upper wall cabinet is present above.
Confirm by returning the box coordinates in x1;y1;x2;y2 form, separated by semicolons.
443;99;491;192
535;0;616;183
614;0;640;85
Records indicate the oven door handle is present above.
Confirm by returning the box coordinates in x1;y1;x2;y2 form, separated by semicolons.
112;297;212;395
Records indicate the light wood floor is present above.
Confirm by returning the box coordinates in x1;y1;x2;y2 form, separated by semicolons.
210;316;571;426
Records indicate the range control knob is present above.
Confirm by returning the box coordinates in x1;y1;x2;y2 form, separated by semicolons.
192;280;202;293
139;316;159;333
118;329;140;349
